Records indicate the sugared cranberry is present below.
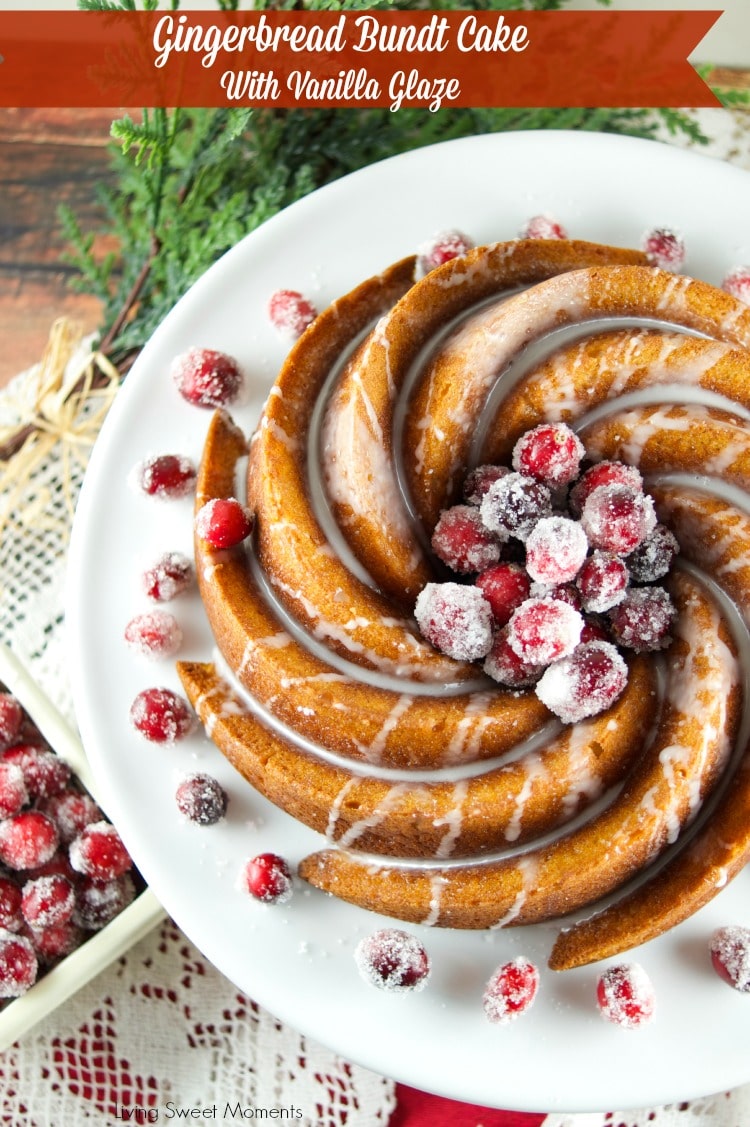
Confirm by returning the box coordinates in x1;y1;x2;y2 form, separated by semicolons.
171;346;243;408
130;687;195;744
73;874;135;930
540;582;582;611
580;615;611;644
133;454;196;500
507;597;583;667
569;461;643;517
142;551;195;602
21;874;75;930
195;497;253;550
512;423;584;488
642;226;685;272
580;484;656;555
0;694;23;749
69;821;131;881
596;962;655;1028
476;563;531;628
32;920;83;962
463;464;510;506
576;551;629;613
39;791;101;845
23;849;76;884
525;516;588;585
242;853;293;905
0;761;28;819
483;956;540;1024
0;929;37;997
519;215;568;240
626;524;679;583
2;744;70;800
536;640;628;723
722;266;750;305
0;811;58;871
355;928;431;993
175;773;227;826
431;505;501;574
609;587;675;652
0;877;23;932
414;582;494;662
416;229;473;277
267;289;318;340
484;627;543;688
124;610;183;660
710;926;750;992
480;473;552;542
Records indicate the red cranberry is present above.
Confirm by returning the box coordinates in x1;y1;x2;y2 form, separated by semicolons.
133;454;196;499
519;215;568;240
609;587;675;652
0;929;37;997
0;877;23;932
580;615;611;644
641;226;685;272
463;464;511;506
2;743;70;800
23;849;76;884
512;423;584;487
484;627;544;688
710;926;750;992
536;640;628;723
475;563;530;628
541;583;582;611
32;920;83;962
175;773;227;826
416;229;473;277
569;461;643;517
723;266;750;305
142;551;195;602
626;524;679;583
195;497;253;550
124;610;183;660
0;811;58;871
69;821;132;881
355;928;431;993
525;516;588;585
267;290;318;340
130;687;195;744
73;874;135;931
171;346;243;409
21;874;75;930
0;694;23;749
414;582;494;662
480;473;552;542
576;551;629;613
431;505;501;574
507;597;583;667
483;956;540;1024
580;484;656;555
242;853;293;905
596;963;655;1028
0;761;28;819
40;790;103;845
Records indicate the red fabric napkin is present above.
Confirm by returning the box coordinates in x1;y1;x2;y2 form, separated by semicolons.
391;1084;546;1127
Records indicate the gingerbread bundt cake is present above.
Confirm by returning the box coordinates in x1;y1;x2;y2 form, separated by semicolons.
177;238;750;970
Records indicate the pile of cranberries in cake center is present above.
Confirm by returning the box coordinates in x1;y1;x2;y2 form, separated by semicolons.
414;422;680;724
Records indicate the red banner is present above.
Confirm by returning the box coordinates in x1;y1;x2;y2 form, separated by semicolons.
0;10;722;110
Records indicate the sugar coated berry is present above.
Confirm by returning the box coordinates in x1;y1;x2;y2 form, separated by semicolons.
355;928;431;993
0;694;23;749
40;790;102;845
463;464;510;506
536;640;627;724
507;597;583;667
0;929;37;998
609;587;675;652
480;473;552;542
642;226;685;272
431;505;501;574
267;289;318;340
0;761;28;819
525;516;588;585
580;615;611;645
596;962;655;1028
21;874;75;930
538;582;582;611
133;454;196;500
416;229;473;277
32;920;83;962
580;484;656;555
0;811;58;870
710;926;750;992
576;551;629;613
483;956;540;1024
124;610;183;660
195;497;253;550
484;627;543;688
171;346;243;409
519;214;568;240
242;853;293;905
130;687;195;744
512;423;584;487
626;524;679;584
722;266;750;305
569;461;643;517
0;877;23;932
73;874;135;931
475;563;530;628
2;744;70;800
142;551;194;602
414;583;494;662
69;821;132;881
176;773;227;826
